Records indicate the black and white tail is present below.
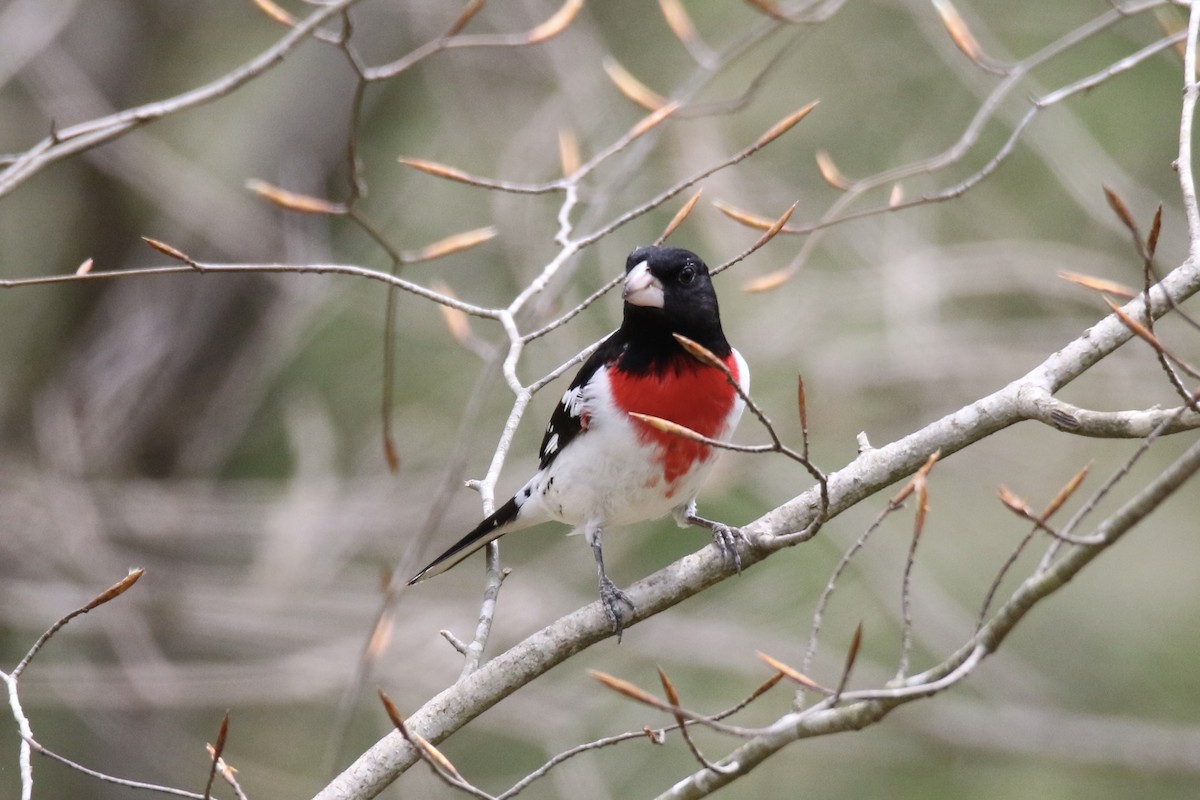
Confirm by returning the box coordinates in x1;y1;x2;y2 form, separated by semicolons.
408;497;522;583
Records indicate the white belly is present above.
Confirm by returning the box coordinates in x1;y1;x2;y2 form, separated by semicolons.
536;418;713;527
521;355;747;530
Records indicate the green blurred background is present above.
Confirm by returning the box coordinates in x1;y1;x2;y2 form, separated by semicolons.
2;1;1199;797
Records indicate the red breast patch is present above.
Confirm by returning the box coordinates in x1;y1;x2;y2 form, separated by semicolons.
608;355;739;492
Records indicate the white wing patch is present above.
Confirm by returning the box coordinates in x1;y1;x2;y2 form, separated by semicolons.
561;385;586;418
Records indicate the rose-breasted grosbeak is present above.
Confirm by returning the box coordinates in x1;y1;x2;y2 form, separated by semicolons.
409;245;748;638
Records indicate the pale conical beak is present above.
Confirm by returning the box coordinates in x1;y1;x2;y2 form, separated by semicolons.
622;261;664;308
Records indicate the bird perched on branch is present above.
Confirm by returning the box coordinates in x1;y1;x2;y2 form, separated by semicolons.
409;245;749;639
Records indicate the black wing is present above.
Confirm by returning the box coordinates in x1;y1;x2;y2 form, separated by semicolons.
536;331;625;470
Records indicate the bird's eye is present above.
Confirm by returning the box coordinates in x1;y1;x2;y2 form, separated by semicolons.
678;265;695;284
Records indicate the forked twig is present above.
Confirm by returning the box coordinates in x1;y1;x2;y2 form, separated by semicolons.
497;672;785;799
379;690;496;800
803;453;937;677
657;668;738;775
3;570;217;799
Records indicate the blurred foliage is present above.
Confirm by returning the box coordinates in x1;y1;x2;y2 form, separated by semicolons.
2;1;1199;798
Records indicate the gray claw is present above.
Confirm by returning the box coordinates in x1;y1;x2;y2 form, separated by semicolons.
599;575;636;641
711;524;748;574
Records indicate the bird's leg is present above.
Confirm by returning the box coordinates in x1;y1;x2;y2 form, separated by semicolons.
673;501;747;574
586;523;635;641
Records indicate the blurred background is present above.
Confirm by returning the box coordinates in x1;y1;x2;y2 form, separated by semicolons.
2;0;1199;797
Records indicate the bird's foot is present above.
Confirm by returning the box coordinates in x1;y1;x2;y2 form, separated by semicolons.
599;575;636;641
708;523;748;574
683;511;748;573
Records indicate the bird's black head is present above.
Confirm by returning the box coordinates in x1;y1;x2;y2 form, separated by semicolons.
620;245;730;359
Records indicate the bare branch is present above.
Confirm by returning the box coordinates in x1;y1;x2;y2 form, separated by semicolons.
0;259;502;319
0;0;361;199
202;713;230;800
13;568;143;679
658;668;738;775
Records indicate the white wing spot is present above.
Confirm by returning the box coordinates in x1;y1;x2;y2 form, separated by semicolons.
545;433;559;454
561;386;586;418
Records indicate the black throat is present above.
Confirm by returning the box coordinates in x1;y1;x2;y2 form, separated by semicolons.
616;304;731;375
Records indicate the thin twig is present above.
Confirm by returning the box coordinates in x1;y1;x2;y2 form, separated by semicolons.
2;570;206;800
896;459;934;681
364;0;584;81
802;459;932;678
497;672;784;799
589;671;766;738
202;713;230;800
459;562;509;679
1036;396;1199;573
1177;0;1200;244
730;3;1181;290
0;0;362;199
379;690;497;800
13;568;144;679
23;735;211;800
658;668;738;775
0;259;501;318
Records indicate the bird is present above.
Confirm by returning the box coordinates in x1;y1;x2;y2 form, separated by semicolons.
408;245;749;639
